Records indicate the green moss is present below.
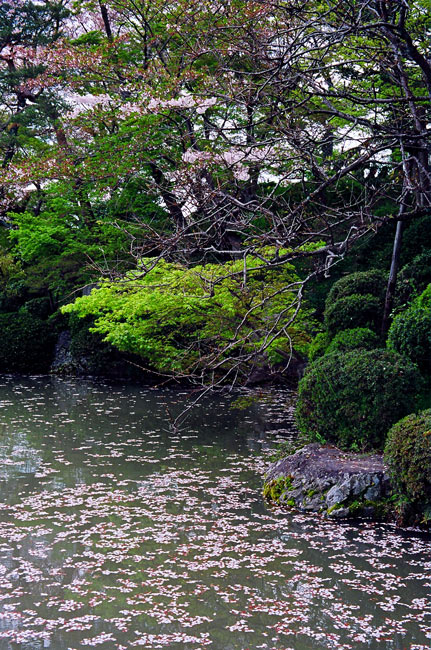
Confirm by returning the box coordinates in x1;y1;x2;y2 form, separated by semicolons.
348;500;363;516
345;496;395;520
263;475;293;504
327;503;342;514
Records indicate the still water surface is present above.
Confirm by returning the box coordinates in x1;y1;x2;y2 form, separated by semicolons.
0;376;428;650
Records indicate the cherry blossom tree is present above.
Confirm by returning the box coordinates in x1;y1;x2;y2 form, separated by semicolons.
1;0;430;383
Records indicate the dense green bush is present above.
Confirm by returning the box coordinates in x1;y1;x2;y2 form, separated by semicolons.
296;349;423;451
20;296;53;320
0;312;55;372
325;269;387;311
395;251;431;309
398;215;431;266
308;331;331;361
384;410;431;526
350;215;431;273
324;294;382;336
388;285;431;375
325;328;381;355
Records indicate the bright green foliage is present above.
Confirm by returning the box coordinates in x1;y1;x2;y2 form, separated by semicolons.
325;270;387;311
325;328;381;355
62;256;313;377
0;312;55;372
295;349;423;451
324;294;382;336
8;187;138;301
308;331;331;361
395;251;431;309
384;409;431;526
388;285;431;375
67;314;144;379
10;207;81;263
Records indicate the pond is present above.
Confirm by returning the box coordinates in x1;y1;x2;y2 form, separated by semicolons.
0;376;428;650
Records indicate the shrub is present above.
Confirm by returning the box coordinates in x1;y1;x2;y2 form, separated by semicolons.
399;214;431;265
388;285;431;375
308;331;331;361
325;269;387;311
384;410;431;526
296;349;423;451
326;328;381;355
395;251;431;309
20;296;53;320
0;312;55;372
324;294;382;336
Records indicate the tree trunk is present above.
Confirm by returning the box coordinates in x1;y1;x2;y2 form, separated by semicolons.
381;218;404;337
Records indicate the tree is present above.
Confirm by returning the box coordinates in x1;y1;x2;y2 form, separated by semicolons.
1;0;430;384
0;1;70;175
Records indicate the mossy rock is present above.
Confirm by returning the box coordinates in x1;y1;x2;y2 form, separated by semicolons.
68;314;147;379
263;475;293;504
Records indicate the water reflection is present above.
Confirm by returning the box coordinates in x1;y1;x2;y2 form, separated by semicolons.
0;376;427;650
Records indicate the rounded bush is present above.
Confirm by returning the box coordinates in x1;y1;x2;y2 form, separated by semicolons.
296;349;423;451
388;285;431;375
324;293;382;336
0;312;55;372
308;331;331;361
395;251;431;309
325;269;387;311
384;410;431;525
326;328;381;355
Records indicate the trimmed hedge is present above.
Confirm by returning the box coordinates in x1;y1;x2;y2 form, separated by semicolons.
395;251;431;309
325;269;387;311
295;349;423;451
324;293;382;336
0;312;55;372
308;331;331;361
325;327;381;355
384;409;431;526
388;285;431;375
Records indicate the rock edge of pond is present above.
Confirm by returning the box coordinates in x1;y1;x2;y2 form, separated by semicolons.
263;443;393;520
